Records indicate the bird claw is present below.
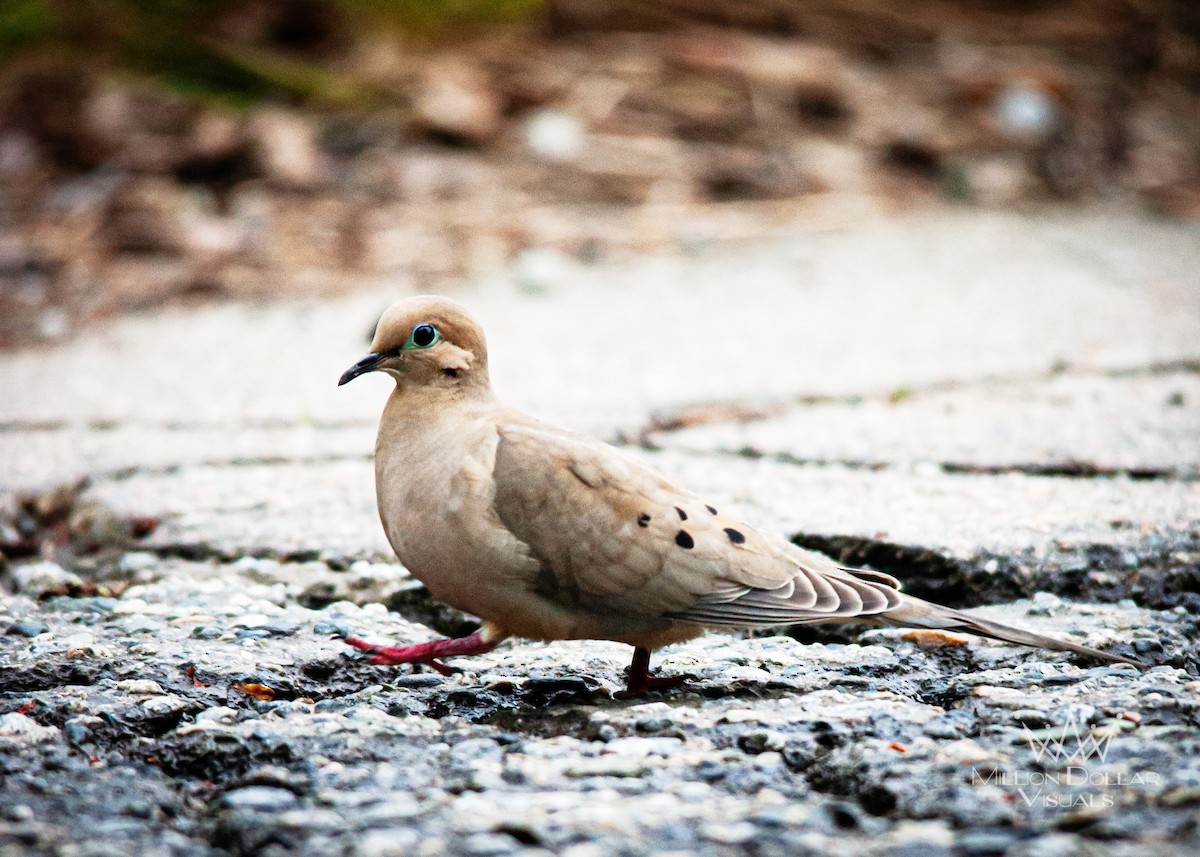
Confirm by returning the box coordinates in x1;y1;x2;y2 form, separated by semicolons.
423;659;461;676
344;636;384;656
616;646;693;698
362;651;458;674
616;672;692;699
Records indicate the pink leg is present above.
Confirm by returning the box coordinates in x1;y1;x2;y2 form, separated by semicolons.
345;630;497;675
618;646;690;698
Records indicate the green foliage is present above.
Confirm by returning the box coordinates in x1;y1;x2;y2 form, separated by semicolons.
344;0;544;32
0;0;544;105
0;0;60;56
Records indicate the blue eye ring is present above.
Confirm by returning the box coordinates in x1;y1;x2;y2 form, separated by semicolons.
405;323;440;349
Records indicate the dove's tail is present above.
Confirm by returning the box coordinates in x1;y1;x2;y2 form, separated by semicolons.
879;594;1145;667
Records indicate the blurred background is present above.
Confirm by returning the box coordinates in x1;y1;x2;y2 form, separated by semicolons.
1;0;1198;348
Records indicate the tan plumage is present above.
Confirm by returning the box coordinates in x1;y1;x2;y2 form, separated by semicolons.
339;296;1139;691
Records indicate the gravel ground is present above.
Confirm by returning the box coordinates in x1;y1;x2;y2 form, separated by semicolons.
2;209;1200;856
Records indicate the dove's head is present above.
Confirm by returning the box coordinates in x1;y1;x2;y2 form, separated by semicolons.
339;296;489;392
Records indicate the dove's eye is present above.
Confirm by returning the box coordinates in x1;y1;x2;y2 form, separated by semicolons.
406;323;440;349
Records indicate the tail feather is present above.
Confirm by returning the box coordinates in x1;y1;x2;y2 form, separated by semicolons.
880;594;1144;667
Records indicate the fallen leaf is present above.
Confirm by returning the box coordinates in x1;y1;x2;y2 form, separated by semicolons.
901;629;970;649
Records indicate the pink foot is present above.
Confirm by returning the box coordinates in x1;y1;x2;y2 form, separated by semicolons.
344;630;497;672
616;646;690;698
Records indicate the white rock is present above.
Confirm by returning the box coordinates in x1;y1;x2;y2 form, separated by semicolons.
523;109;585;162
701;821;758;845
994;80;1060;142
38;308;69;340
118;552;159;574
117;679;165;695
12;561;81;595
353;828;422;857
142;695;189;715
565;757;648;778
0;712;60;746
194;706;239;724
222;786;299;811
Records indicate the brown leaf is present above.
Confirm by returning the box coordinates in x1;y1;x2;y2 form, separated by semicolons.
901;629;970;649
234;683;276;701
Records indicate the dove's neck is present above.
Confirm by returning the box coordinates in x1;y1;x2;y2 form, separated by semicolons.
376;383;501;456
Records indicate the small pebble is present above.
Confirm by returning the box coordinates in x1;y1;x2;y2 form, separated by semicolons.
2;804;34;822
235;628;274;640
142;696;189;715
221;786;299;812
120;616;161;634
388;674;443;689
64;721;92;744
956;829;1024;855
738;730;787;754
118;552;159;574
994;80;1059;141
117;680;165;695
6;621;49;638
44;596;117;614
565;757;647;778
12;561;80;595
312;621;348;636
1132;638;1163;656
523;109;584;162
635;716;674;733
0;712;60;745
1010;709;1052;728
923;715;969;739
195;706;239;724
232;556;281;576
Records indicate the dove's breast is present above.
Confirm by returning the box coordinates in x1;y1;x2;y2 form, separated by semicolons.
372;394;599;640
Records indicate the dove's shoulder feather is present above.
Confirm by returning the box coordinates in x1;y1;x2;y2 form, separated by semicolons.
490;416;899;625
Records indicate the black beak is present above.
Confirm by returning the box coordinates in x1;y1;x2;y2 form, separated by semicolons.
338;353;384;386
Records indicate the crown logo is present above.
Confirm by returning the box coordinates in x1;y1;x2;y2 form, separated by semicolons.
1023;709;1113;764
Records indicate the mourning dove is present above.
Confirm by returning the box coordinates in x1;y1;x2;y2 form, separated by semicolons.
338;296;1139;693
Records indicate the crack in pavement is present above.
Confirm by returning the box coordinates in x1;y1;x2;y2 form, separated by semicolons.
638;443;1200;483
939;461;1198;481
628;358;1200;442
97;453;374;483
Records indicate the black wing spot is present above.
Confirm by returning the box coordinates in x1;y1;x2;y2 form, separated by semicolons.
637;513;651;528
706;505;718;515
675;506;688;521
675;530;694;549
723;528;746;545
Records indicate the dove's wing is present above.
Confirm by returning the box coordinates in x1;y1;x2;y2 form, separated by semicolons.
492;421;901;628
